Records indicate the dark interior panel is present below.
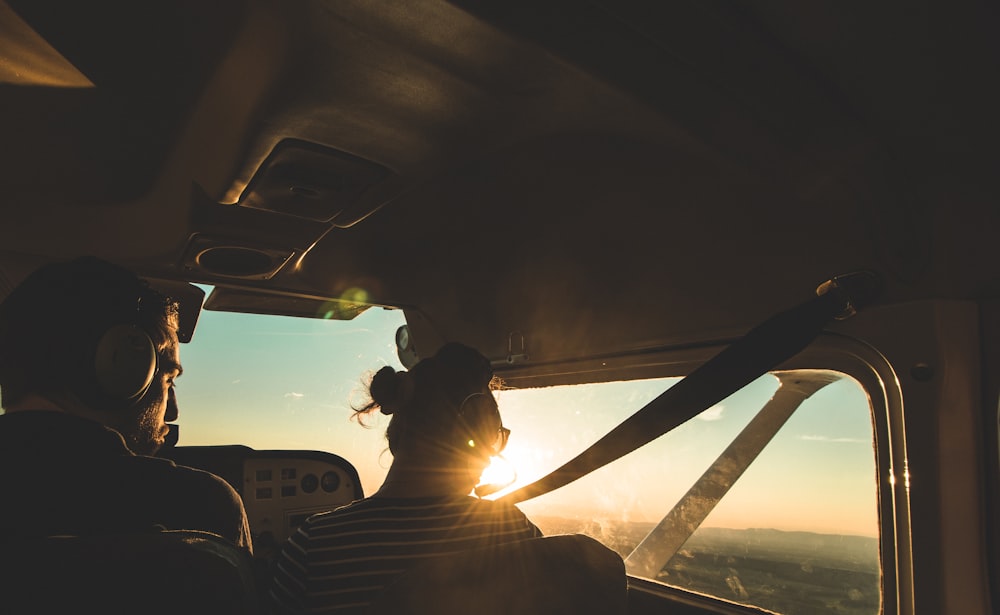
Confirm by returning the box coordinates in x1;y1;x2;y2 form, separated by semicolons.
163;445;363;558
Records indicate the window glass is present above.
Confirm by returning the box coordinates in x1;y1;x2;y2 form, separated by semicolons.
177;302;407;495
498;373;880;615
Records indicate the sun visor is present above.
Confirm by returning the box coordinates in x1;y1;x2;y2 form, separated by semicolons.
203;286;376;321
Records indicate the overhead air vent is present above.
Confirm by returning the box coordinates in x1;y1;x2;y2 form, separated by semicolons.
182;235;295;280
238;139;394;224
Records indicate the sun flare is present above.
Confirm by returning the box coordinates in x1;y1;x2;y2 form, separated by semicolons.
478;443;554;496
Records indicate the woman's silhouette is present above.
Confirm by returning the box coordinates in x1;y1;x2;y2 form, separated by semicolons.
269;342;541;614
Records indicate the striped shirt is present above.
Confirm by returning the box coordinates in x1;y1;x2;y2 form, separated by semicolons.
269;495;542;614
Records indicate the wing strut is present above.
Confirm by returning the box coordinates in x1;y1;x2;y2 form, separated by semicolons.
498;270;881;505
623;370;840;578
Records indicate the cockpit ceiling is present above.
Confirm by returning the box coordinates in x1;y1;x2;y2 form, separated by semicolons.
0;0;997;365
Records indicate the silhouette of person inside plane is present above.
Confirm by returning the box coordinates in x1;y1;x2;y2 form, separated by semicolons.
269;342;540;614
0;256;252;553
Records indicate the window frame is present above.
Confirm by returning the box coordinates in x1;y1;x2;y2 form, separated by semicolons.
500;331;907;615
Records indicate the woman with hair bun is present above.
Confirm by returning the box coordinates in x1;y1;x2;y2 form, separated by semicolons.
269;342;541;614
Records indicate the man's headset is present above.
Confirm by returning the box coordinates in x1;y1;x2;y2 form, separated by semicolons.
0;257;164;413
61;267;164;412
90;323;159;406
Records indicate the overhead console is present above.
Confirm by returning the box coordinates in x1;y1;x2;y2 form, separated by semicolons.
163;445;363;558
181;139;402;285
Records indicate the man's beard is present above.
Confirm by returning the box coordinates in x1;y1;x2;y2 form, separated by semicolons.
115;406;165;456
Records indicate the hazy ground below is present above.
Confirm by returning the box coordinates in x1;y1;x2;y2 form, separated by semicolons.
534;516;880;615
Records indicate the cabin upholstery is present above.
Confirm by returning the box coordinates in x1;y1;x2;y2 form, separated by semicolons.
0;530;260;615
366;534;628;615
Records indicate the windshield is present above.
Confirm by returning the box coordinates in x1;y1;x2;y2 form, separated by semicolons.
179;298;880;614
177;301;408;495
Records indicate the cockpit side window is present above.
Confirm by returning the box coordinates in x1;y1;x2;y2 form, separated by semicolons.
496;371;880;615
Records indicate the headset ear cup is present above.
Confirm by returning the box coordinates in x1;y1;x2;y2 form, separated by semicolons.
94;324;157;402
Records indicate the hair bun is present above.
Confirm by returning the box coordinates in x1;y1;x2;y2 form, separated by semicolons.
370;367;415;415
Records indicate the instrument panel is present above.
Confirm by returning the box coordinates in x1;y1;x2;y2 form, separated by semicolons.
162;446;363;556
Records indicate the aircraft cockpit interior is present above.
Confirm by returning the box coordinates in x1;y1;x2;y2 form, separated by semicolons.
1;1;998;614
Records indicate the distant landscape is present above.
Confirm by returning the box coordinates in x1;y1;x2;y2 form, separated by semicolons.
533;516;880;615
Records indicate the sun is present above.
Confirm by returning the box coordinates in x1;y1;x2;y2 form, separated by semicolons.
478;455;517;491
477;442;553;497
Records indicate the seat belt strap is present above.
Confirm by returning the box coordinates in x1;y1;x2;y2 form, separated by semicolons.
499;270;882;504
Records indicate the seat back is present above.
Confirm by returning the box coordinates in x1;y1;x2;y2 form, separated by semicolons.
0;530;260;615
366;534;627;615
